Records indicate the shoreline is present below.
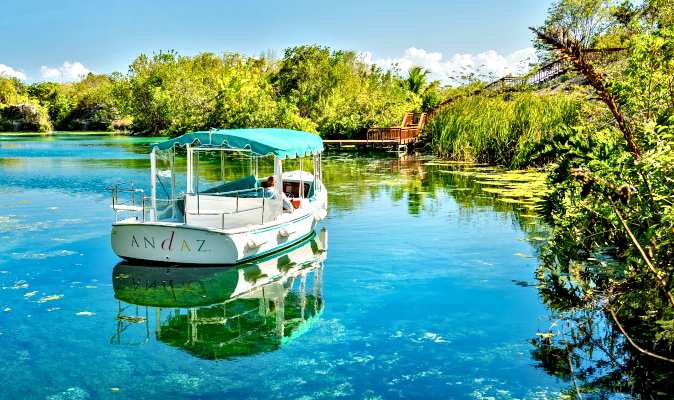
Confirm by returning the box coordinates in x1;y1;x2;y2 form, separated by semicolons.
0;130;159;137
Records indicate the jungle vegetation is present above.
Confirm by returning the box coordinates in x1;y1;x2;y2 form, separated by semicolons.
522;0;674;397
421;0;674;395
0;46;439;137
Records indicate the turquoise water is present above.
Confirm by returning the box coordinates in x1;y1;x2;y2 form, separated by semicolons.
0;135;561;399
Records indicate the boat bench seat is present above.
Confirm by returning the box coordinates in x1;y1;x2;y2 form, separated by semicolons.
201;176;259;197
184;193;282;229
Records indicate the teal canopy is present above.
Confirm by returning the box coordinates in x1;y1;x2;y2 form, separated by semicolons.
154;128;323;159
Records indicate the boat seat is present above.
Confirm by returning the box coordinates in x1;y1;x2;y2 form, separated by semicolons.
201;175;258;196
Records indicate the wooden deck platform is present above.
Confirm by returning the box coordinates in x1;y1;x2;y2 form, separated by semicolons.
323;139;399;145
324;112;426;152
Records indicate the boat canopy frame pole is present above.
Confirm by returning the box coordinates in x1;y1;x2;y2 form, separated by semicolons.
186;144;193;194
313;154;318;194
317;153;322;189
195;150;200;193
254;156;259;179
220;151;225;181
195;150;200;213
170;148;176;218
150;147;157;222
299;157;304;198
274;156;282;198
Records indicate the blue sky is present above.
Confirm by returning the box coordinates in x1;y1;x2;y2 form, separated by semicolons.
0;0;552;83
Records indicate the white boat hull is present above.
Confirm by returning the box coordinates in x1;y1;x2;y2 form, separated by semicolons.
111;194;327;265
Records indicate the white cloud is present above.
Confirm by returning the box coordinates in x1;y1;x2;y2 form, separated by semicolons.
362;47;537;85
0;64;27;80
39;61;91;82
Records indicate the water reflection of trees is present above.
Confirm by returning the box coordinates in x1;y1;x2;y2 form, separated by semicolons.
322;155;546;238
322;154;674;396
531;255;674;397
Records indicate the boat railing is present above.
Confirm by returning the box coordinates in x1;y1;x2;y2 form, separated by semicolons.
192;187;266;214
205;187;265;197
185;200;266;229
109;185;148;222
110;300;150;345
186;187;280;229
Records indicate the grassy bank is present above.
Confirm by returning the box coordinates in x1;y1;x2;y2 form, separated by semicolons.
425;92;582;168
0;131;125;136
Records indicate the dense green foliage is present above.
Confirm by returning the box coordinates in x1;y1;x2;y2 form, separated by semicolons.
0;77;52;132
0;73;123;132
0;46;431;136
526;0;674;396
426;93;582;168
406;66;441;111
273;46;421;137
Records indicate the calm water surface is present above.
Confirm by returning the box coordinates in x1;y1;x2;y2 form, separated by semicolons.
0;135;561;399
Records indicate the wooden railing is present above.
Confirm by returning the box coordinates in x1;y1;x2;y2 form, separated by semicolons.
483;48;625;92
427;48;626;119
366;112;427;144
366;127;419;142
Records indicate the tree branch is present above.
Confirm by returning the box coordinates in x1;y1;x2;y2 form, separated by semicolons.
561;327;584;400
529;27;641;158
607;305;674;363
609;198;674;307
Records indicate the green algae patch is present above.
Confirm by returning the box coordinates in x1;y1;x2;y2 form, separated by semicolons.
445;168;548;208
37;294;63;303
514;252;534;259
423;161;485;166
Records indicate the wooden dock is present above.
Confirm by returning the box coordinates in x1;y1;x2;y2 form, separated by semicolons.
323;112;426;152
322;139;399;145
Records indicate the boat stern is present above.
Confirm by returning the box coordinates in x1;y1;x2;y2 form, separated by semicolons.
111;221;240;264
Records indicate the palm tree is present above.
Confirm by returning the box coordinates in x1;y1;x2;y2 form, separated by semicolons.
406;66;429;94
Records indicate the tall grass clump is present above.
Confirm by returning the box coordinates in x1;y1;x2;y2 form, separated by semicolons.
426;92;581;168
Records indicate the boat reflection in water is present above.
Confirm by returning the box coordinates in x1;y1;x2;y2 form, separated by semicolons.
111;228;327;360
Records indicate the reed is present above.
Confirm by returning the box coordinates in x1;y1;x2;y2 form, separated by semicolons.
426;92;581;168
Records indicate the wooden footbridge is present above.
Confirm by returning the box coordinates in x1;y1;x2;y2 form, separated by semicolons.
323;112;427;151
428;47;625;116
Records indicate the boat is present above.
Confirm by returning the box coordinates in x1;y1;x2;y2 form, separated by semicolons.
110;128;328;264
110;229;327;359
